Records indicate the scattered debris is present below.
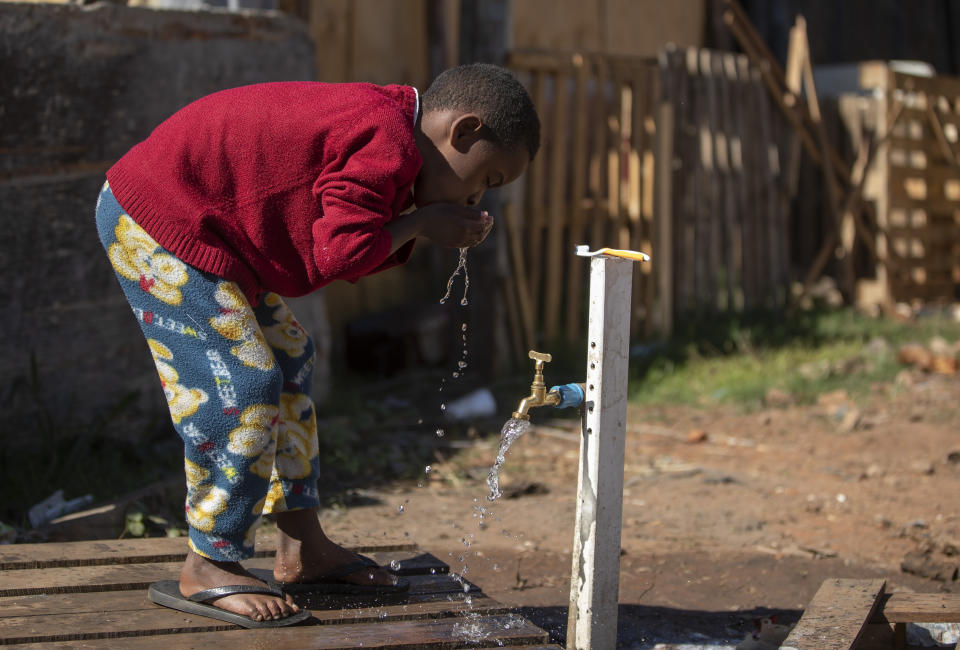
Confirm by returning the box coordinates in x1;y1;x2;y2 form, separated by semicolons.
816;389;863;431
28;490;94;529
897;340;959;374
501;482;550;499
910;460;936;476
763;388;793;408
736;614;795;650
905;622;960;647
901;547;959;582
0;521;16;544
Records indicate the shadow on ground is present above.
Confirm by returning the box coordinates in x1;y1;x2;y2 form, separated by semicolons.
518;604;802;649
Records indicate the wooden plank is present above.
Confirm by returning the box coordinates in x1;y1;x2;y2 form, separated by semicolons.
0;591;507;645
872;592;960;623
628;62;654;335
565;54;591;344
0;536;418;571
504;201;536;354
741;56;764;308
509;50;580;73
589;58;611;249
727;56;756;309
702;48;723;312
639;64;658;335
543;67;570;343
13;615;548;648
0;558;472;599
653;99;675;334
527;69;549;316
690;47;710;314
891;69;960;101
781;578;886;650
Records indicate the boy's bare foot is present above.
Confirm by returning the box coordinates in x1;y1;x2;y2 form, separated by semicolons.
179;550;300;622
273;508;396;586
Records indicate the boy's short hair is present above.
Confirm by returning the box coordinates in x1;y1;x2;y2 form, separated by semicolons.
422;63;540;161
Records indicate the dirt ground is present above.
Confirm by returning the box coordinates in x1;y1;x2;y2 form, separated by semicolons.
314;369;960;648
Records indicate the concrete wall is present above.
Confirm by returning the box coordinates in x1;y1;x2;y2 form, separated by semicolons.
0;2;323;440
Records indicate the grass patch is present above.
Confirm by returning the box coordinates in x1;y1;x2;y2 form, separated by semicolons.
630;307;960;409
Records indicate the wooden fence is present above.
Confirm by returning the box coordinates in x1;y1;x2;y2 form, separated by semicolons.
504;47;790;349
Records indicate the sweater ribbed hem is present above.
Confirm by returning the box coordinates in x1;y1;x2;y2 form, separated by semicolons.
106;166;263;303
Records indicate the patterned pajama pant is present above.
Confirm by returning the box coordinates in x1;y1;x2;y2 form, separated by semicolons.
95;182;321;561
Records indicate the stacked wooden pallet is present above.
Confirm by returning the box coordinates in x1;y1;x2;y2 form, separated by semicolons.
858;62;960;308
0;535;557;648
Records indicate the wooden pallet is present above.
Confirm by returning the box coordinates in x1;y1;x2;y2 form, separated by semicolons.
782;578;960;650
0;535;559;648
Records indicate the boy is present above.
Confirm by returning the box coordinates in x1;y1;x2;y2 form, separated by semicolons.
94;63;539;627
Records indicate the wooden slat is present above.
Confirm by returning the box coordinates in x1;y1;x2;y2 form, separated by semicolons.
527;69;548;315
13;615;549;648
0;590;506;645
890;69;960;101
0;536;416;571
872;592;960;623
781;579;886;650
564;54;590;344
589;58;610;249
543;67;570;343
0;557;470;599
653;99;675;334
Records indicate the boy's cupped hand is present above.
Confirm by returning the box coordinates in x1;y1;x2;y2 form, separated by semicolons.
414;204;494;248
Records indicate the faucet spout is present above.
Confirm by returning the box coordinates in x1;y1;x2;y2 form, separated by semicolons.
512;387;562;420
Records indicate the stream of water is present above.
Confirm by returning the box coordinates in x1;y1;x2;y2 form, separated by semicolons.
485;417;532;501
439;247;470;306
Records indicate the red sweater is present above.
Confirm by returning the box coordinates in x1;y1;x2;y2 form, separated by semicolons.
106;82;421;304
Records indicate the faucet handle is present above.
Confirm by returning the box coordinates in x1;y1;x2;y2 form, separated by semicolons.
528;350;552;364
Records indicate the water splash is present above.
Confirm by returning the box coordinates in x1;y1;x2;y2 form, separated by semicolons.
452;611;492;642
440;247;470;305
486;418;532;501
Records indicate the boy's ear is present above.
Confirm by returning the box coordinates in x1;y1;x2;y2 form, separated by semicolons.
450;114;484;152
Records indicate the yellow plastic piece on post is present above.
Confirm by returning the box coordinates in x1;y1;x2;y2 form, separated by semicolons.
574;245;650;262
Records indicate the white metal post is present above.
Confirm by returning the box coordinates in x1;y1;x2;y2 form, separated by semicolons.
566;256;633;650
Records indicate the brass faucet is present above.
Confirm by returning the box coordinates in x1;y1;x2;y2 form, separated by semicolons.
512;350;562;420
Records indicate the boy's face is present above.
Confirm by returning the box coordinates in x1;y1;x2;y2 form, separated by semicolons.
415;112;529;207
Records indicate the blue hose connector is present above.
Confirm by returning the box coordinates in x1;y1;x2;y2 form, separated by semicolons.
550;383;585;409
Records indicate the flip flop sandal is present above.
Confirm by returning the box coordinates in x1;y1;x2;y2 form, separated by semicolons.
148;580;312;628
250;555;411;595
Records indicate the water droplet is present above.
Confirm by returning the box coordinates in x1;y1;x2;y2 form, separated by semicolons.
397;504;404;513
430;568;437;574
460;298;468;306
452;371;459;378
389;559;402;571
461;323;467;332
439;298;447;304
379;610;388;619
417;418;423;425
425;465;432;474
458;360;467;369
435;428;445;437
440;403;446;411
